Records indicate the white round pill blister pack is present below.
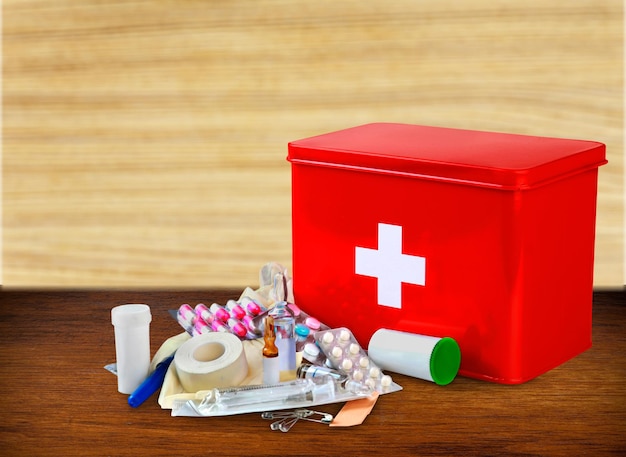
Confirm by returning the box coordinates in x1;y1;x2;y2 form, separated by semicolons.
313;327;393;392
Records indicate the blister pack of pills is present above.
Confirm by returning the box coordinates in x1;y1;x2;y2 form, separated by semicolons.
176;297;267;340
176;298;332;344
313;327;393;393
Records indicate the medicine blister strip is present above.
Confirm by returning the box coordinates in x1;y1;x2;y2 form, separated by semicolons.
313;327;393;392
177;299;332;345
176;298;267;341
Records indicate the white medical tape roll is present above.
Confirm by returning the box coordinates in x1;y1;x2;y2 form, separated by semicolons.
174;332;249;392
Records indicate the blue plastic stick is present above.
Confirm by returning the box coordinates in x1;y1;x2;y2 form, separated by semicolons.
127;355;175;408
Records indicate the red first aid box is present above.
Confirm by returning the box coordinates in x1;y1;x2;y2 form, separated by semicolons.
287;123;607;384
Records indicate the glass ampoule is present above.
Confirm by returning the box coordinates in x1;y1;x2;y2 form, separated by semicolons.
262;315;280;385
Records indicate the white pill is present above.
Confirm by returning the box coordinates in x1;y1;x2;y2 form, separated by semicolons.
352;371;364;382
359;356;370;368
339;329;351;342
341;359;353;371
349;343;360;355
381;375;392;387
304;343;320;357
331;346;343;359
322;332;334;345
369;367;381;378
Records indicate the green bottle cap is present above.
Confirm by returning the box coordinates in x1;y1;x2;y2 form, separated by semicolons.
430;337;461;385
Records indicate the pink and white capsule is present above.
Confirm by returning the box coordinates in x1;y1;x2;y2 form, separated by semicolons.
244;301;262;316
177;304;195;332
192;316;212;336
209;303;230;322
194;303;215;324
210;319;230;333
227;319;248;338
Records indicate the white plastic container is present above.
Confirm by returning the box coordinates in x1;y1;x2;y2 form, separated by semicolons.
368;328;460;385
111;304;152;394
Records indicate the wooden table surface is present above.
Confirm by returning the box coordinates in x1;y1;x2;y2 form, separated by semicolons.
0;288;624;456
3;0;623;288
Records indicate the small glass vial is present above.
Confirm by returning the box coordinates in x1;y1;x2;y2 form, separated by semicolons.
269;302;296;381
297;363;348;384
262;315;280;385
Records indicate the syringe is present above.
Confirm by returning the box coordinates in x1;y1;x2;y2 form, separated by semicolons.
198;378;335;412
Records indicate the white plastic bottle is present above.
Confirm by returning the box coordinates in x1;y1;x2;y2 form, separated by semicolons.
111;304;152;394
368;328;461;386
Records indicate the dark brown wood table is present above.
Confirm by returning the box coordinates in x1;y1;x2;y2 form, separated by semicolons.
1;289;624;456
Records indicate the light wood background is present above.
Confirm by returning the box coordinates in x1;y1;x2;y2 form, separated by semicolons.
3;0;623;288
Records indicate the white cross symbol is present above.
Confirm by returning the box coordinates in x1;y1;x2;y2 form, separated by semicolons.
355;223;426;309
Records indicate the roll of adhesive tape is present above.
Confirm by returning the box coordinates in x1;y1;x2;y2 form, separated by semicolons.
368;329;461;386
174;332;249;392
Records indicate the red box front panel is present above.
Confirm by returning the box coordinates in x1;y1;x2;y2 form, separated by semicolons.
288;124;605;384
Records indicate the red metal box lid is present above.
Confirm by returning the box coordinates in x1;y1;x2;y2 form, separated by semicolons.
287;123;607;190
